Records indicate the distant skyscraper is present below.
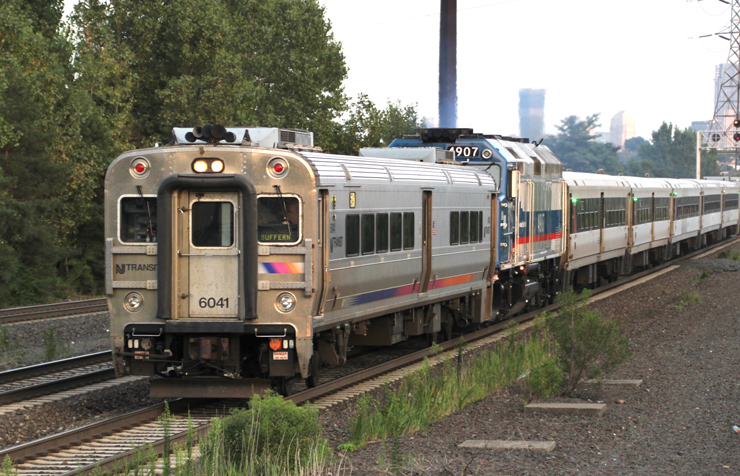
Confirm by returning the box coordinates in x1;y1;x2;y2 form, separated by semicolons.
609;111;636;150
518;89;545;141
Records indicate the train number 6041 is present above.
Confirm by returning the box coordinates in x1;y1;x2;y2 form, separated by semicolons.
199;297;229;309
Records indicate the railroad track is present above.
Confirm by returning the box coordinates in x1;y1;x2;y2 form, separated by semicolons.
2;236;738;475
0;299;108;326
0;352;132;415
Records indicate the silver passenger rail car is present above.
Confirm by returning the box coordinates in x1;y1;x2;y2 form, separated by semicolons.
105;126;498;397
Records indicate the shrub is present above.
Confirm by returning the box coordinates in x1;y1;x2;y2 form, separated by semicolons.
548;290;631;396
526;357;563;400
200;391;330;475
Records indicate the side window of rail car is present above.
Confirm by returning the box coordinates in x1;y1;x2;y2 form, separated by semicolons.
390;213;403;251
704;194;722;214
604;198;626;228
675;196;700;219
634;197;652;225
460;211;469;244
654;198;670;221
120;197;157;243
470;211;479;243
192;202;234;247
450;212;459;245
376;213;389;253
257;196;300;244
575;198;600;232
361;214;375;255
346;214;360;256
403;212;415;250
724;194;739;211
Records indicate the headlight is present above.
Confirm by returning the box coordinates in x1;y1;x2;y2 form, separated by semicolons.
124;292;144;312
275;292;296;313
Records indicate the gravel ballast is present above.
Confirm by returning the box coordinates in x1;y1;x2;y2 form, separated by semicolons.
320;246;740;475
3;245;740;475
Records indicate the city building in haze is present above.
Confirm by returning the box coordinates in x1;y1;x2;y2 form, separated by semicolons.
609;111;635;150
518;89;545;141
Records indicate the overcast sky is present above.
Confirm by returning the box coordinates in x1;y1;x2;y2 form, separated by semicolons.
64;0;733;139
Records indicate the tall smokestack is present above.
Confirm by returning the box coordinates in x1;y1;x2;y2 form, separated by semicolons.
439;0;457;127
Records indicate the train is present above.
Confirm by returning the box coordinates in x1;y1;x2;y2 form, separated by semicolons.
104;125;739;397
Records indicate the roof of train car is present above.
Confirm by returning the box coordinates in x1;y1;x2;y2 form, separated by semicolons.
299;152;498;190
562;172;631;188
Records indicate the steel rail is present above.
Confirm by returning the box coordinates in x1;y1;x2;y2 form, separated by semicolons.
5;235;738;475
0;298;108;325
0;351;112;385
0;368;117;405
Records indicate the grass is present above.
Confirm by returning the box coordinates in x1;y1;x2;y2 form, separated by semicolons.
348;319;553;446
718;249;740;261
3;398;348;476
41;328;72;361
674;291;702;311
0;326;24;367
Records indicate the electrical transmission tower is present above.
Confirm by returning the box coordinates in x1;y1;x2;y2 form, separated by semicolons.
700;0;740;170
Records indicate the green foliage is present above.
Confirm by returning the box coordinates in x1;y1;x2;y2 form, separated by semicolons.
349;330;552;445
718;248;740;261
545;114;623;174
526;357;563;400
1;454;17;476
548;290;631;396
327;94;423;155
0;0;424;309
200;391;330;475
675;291;702;311
337;443;356;453
626;123;719;178
42;328;70;361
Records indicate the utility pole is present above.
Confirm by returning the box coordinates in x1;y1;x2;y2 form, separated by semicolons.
699;0;740;178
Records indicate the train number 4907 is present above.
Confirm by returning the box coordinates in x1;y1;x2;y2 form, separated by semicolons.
199;297;229;309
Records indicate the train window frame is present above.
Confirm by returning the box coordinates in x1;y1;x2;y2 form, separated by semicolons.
470;211;479;243
723;193;739;211
361;214;375;255
703;194;722;214
575;198;601;232
390;213;403;251
403;212;415;250
118;194;158;245
346;214;360;257
191;200;235;248
376;213;389;253
257;194;302;246
479;211;484;241
450;212;459;245
460;211;469;244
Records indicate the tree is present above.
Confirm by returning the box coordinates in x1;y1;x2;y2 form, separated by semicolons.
625;123;719;178
71;0;348;147
545;114;623;174
328;94;423;155
0;0;73;305
548;290;631;396
624;136;646;153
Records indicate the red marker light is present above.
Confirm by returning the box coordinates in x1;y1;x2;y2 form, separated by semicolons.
134;163;146;173
273;163;284;174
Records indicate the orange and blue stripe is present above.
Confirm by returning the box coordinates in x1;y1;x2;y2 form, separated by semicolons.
258;262;304;274
343;272;479;307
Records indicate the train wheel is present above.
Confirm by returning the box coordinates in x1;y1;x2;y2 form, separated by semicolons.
306;350;322;388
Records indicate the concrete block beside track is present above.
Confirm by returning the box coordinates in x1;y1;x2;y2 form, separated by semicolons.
585;379;643;387
459;440;556;452
524;402;606;416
